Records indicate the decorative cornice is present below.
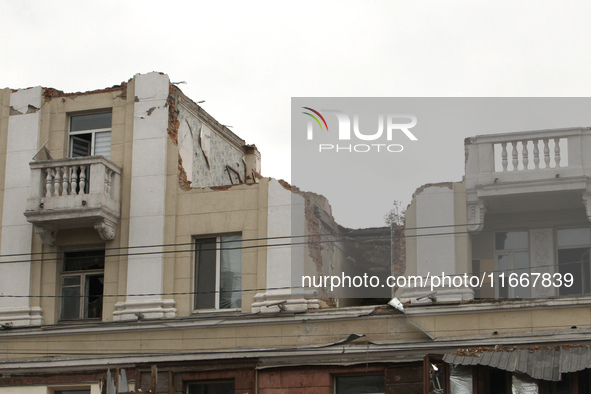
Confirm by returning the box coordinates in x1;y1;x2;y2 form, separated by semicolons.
583;193;591;223
94;220;116;241
35;227;56;245
467;201;486;233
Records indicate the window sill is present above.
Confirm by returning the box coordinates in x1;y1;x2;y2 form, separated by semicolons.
57;318;102;325
191;308;241;316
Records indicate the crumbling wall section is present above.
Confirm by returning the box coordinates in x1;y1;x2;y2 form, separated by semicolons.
170;86;247;189
288;182;393;302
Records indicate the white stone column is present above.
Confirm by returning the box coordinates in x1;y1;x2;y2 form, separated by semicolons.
0;87;43;326
252;180;319;313
398;185;473;304
113;73;176;321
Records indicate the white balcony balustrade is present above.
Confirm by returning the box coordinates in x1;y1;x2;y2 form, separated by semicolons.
465;128;591;232
495;137;566;172
466;128;591;195
24;156;121;245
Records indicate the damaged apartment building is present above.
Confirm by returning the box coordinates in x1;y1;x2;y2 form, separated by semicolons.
398;127;591;393
0;72;409;394
1;72;590;394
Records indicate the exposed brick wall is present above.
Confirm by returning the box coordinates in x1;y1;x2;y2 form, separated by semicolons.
258;367;333;394
385;365;423;394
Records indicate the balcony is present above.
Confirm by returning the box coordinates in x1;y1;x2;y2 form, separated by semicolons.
465;128;591;231
24;156;121;245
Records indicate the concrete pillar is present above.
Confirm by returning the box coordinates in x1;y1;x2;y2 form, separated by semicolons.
0;87;43;326
113;73;176;321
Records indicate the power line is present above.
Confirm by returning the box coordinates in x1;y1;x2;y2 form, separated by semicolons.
0;212;588;261
0;252;588;299
0;212;588;266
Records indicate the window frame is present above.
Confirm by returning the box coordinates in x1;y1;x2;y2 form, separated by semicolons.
494;230;530;299
68;111;112;158
193;234;242;312
556;226;591;296
60;248;105;321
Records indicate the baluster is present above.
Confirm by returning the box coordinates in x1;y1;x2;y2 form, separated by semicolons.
105;170;112;197
70;165;78;195
511;141;519;171
61;166;69;196
522;141;529;170
554;137;561;167
45;168;53;197
533;139;540;169
53;166;61;196
501;142;508;171
79;166;87;195
543;138;550;168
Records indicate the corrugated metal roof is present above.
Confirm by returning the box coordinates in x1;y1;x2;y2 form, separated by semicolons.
443;346;591;381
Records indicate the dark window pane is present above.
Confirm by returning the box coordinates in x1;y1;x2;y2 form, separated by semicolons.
219;235;242;309
61;286;81;320
70;134;92;157
335;375;385;394
70;112;112;131
188;381;235;394
195;239;217;309
63;276;81;286
559;247;590;295
64;250;105;272
86;274;104;318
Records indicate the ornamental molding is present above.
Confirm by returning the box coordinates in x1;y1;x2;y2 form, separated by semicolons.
467;201;486;233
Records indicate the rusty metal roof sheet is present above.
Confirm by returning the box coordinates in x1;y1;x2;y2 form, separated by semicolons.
443;346;591;381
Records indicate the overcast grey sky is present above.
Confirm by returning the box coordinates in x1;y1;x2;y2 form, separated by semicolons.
3;1;591;228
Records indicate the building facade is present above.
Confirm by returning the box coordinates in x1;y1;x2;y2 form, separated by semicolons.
1;73;590;393
400;127;591;392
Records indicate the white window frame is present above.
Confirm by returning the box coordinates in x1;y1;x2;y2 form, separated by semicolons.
60;249;105;321
556;226;591;296
193;234;242;312
494;230;530;298
68;112;112;158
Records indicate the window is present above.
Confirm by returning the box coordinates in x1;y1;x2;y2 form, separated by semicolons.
69;112;112;158
557;227;591;296
335;375;385;394
61;249;105;320
187;381;235;394
195;235;242;310
495;231;530;298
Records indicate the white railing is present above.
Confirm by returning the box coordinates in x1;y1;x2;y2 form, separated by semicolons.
25;156;122;244
30;156;120;201
466;128;591;192
493;137;566;172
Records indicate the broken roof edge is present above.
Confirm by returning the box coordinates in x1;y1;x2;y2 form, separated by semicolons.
170;83;247;149
411;181;457;200
42;82;127;102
